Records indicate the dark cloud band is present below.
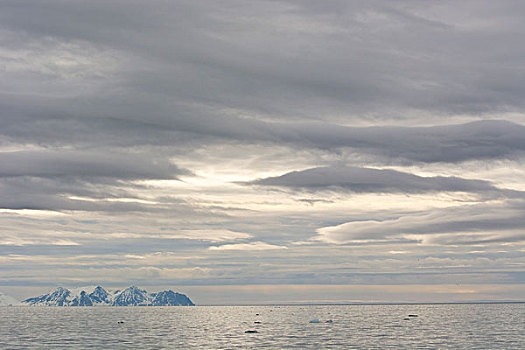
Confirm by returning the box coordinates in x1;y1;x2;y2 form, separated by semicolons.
250;165;503;195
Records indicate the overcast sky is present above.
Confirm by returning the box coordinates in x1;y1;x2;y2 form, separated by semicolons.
1;0;524;304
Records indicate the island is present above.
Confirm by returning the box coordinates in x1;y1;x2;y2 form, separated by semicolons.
22;285;194;306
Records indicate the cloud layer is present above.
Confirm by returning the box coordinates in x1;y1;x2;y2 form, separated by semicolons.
317;201;525;244
1;0;524;302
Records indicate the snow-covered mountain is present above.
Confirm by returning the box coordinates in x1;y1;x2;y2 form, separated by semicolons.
0;291;20;306
150;290;192;306
22;286;194;306
113;286;149;306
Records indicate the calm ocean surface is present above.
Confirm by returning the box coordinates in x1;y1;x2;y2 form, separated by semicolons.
1;304;523;349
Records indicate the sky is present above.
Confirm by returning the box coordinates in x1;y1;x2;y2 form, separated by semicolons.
1;0;524;304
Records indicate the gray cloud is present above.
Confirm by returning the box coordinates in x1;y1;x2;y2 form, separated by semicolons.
317;201;525;244
1;0;525;174
250;165;506;195
1;0;525;165
3;0;525;119
0;150;192;212
0;150;190;179
4;105;525;164
271;120;525;163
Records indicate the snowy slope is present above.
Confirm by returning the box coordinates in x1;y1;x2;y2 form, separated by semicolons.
113;286;149;306
0;291;20;306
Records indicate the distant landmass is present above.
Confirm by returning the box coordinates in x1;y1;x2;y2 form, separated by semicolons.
22;286;194;306
0;291;20;306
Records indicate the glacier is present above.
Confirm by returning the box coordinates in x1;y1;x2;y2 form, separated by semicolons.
22;285;194;306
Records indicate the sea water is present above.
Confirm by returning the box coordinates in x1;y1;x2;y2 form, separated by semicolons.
0;303;523;349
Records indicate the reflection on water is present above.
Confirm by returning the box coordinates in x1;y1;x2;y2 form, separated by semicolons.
1;304;523;349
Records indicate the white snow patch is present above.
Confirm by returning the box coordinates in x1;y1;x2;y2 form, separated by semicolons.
0;291;20;306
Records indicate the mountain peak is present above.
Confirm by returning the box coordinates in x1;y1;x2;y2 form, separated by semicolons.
113;286;149;306
151;290;194;306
